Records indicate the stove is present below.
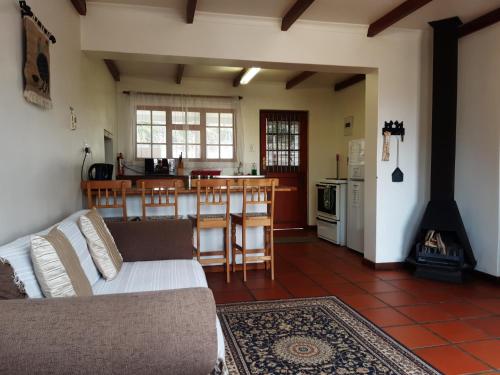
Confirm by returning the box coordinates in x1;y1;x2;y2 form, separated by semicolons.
316;179;347;245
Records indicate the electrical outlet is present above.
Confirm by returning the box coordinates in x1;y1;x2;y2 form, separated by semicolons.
83;144;91;154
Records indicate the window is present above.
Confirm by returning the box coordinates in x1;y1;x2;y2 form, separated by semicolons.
135;107;235;161
206;112;234;159
136;110;167;158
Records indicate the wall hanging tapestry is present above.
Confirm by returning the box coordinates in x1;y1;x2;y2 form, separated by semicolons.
20;1;56;109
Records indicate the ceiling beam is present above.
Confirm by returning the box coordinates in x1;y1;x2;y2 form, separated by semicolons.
70;0;87;16
176;64;185;84
367;0;433;37
281;0;315;31
458;7;500;38
286;71;316;90
334;74;366;92
186;0;197;24
104;59;120;82
233;69;247;87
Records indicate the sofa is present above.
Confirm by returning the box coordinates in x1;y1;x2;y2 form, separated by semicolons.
0;210;225;375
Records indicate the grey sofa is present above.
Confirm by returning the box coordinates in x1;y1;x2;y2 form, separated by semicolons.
0;211;223;375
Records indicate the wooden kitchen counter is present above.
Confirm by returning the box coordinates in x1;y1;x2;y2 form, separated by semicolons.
81;179;297;194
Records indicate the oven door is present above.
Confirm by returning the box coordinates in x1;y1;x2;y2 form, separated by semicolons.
317;183;338;220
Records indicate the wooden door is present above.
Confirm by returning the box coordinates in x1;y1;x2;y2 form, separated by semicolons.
260;110;308;229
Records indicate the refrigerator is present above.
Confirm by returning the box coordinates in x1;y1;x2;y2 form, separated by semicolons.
347;139;365;254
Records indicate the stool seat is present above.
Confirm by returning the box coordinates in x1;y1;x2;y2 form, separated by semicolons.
231;212;272;227
142;215;181;221
189;214;227;220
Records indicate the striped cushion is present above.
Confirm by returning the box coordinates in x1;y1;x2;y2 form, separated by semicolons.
58;216;100;286
31;228;93;298
79;209;123;280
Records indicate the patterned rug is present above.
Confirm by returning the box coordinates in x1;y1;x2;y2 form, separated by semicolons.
217;297;441;375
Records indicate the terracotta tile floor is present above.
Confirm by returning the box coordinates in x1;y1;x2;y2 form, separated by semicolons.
205;232;500;375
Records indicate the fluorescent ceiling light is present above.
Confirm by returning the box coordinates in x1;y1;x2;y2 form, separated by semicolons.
240;67;261;85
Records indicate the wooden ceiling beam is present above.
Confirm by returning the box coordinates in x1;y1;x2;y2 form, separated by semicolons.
367;0;433;37
233;69;246;87
458;7;500;38
70;0;87;16
176;64;185;84
281;0;315;31
334;74;365;92
286;71;316;90
186;0;197;24
104;59;120;82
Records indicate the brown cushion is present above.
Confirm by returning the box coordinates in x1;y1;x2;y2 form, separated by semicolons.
106;220;194;261
0;259;27;300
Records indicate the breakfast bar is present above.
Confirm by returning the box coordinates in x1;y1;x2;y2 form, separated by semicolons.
82;176;295;266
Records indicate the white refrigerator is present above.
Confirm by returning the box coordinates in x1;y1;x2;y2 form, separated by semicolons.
347;139;365;254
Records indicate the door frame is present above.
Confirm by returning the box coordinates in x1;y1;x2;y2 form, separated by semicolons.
259;109;308;229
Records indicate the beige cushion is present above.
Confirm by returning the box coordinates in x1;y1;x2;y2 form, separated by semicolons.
30;228;93;298
79;208;123;280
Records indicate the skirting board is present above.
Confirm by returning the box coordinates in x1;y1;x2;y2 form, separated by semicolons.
362;258;405;270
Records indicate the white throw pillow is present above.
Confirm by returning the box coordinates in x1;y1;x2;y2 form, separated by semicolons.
79;208;123;280
31;228;93;298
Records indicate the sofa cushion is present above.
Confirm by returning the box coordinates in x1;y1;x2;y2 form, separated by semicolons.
92;259;207;295
58;212;100;286
92;259;225;365
0;258;27;299
0;210;92;298
79;209;123;280
31;228;93;298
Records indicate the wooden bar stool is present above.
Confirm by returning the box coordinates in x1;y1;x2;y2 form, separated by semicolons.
188;179;231;283
136;179;183;220
85;180;132;222
231;178;276;282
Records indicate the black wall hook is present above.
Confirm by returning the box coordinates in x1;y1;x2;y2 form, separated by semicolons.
19;1;56;44
382;121;405;141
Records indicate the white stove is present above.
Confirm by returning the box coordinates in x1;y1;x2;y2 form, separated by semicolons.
316;179;347;245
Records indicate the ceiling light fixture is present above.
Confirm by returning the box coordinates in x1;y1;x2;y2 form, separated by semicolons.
240;67;261;85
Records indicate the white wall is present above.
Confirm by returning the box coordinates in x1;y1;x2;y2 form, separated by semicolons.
81;2;430;264
332;82;366;179
0;0;116;244
456;23;500;277
115;76;342;224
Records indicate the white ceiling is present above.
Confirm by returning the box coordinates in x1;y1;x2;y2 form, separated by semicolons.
94;0;500;86
114;60;351;88
90;0;500;30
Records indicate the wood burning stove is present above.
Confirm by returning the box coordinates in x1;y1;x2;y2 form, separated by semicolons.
406;17;477;283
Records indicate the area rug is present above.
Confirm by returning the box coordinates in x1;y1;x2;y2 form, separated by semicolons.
217;297;441;375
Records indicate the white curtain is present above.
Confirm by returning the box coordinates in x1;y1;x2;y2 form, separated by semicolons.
123;92;244;172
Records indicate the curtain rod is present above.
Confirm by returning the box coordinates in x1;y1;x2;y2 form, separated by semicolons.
122;91;243;100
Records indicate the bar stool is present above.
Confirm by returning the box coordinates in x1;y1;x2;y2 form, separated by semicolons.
136;179;183;220
85;180;132;222
231;178;276;282
188;179;231;283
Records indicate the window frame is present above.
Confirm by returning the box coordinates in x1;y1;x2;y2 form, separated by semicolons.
135;106;236;162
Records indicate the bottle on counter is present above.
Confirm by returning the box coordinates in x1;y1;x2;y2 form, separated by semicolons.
251;162;257;176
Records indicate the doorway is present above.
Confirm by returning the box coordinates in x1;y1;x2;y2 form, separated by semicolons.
260;110;308;229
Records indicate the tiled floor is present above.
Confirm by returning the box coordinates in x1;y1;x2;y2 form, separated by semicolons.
205;231;500;375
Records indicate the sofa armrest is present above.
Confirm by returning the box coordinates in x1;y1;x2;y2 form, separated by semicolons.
0;288;217;375
106;219;194;261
